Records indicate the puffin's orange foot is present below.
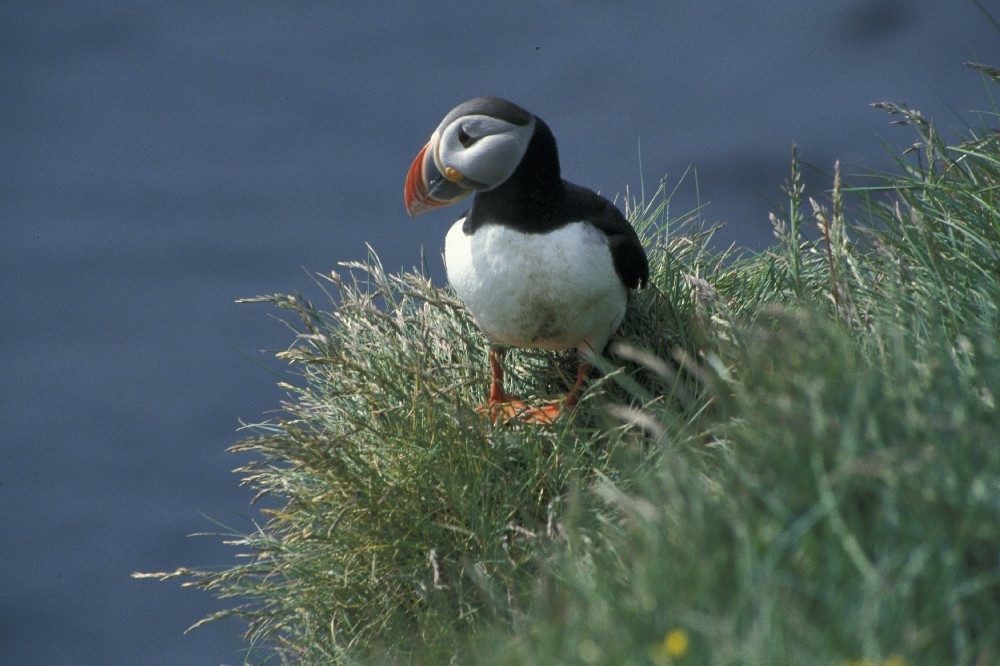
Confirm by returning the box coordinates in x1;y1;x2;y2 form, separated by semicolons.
476;398;564;425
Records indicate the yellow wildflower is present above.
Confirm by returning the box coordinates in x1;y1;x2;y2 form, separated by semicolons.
845;656;907;666
661;628;689;658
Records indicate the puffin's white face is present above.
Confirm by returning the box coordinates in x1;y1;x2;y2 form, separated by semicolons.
432;114;536;192
405;103;536;217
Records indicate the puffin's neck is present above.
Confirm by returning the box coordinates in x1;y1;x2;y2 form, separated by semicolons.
466;118;565;232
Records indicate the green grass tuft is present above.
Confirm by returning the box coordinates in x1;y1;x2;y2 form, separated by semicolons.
138;67;1000;665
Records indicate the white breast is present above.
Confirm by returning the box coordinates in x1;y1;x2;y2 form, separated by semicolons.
444;219;627;357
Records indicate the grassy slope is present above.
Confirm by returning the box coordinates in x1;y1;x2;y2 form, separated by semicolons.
139;69;1000;665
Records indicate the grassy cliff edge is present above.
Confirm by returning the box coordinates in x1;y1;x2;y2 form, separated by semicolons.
139;67;1000;665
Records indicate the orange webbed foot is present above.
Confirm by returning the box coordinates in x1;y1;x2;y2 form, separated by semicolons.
476;397;564;425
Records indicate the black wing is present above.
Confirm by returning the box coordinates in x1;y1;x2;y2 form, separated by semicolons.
563;182;649;290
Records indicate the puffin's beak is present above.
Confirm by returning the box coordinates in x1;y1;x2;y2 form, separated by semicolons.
404;136;473;217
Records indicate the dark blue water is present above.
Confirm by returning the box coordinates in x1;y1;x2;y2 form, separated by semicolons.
2;2;996;662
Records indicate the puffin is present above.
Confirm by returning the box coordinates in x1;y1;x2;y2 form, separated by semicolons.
404;96;649;423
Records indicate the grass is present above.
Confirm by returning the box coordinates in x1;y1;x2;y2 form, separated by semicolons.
137;63;1000;665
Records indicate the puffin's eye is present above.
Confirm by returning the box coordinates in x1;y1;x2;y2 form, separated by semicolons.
457;127;476;148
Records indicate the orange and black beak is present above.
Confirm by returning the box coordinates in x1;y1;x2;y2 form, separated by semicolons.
404;134;473;217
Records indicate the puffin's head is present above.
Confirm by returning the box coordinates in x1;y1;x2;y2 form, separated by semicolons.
404;97;537;217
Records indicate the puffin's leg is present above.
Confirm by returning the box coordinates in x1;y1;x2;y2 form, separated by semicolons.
480;348;529;422
564;360;593;408
488;348;513;404
522;357;592;423
494;355;593;425
480;349;593;425
479;347;557;424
